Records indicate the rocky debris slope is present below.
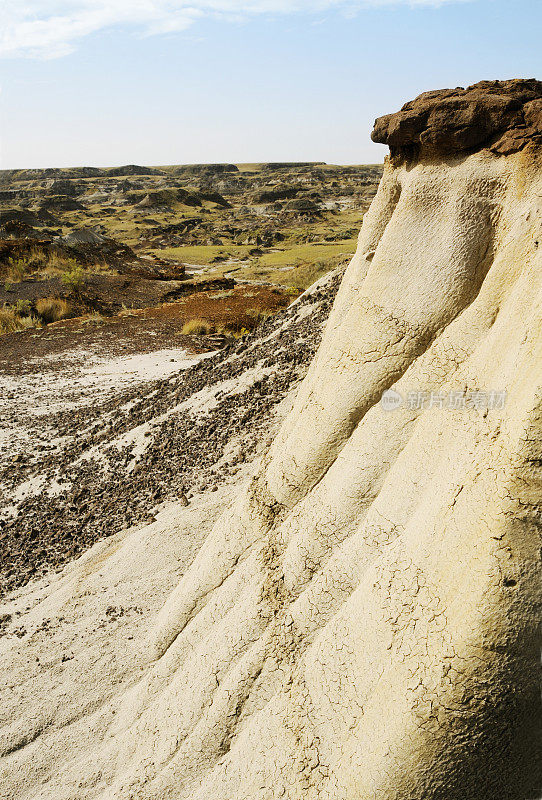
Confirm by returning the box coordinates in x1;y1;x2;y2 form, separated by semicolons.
0;274;339;596
1;82;541;800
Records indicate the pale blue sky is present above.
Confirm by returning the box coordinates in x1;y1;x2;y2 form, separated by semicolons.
1;0;540;168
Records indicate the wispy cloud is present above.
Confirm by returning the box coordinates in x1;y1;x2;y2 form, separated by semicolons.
0;0;471;59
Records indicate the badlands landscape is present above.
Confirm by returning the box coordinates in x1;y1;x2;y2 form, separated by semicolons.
1;78;541;800
0;161;380;592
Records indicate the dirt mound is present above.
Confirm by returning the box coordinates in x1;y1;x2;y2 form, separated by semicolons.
56;227;153;274
54;228;186;280
44;179;83;196
0;207;58;227
106;165;165;177
198;191;231;208
252;186;300;203
172;163;239;176
38;195;84;212
59;228;109;247
0;221;52;239
0;167;102;182
134;189;202;209
261;162;326;170
0;271;237;316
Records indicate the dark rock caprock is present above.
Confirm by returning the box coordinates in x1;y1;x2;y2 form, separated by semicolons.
372;78;542;156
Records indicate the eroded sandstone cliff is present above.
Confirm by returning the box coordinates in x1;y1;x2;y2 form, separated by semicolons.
1;81;541;800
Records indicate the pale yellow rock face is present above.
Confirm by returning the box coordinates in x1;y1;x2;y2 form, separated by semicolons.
1;147;541;800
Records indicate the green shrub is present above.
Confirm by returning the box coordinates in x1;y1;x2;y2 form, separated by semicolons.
15;298;31;316
61;263;85;293
6;258;26;282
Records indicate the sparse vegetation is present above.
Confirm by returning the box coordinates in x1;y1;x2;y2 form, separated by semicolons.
182;318;213;336
35;297;71;324
81;311;106;324
119;304;138;317
279;258;344;290
181;307;274;338
245;308;272;324
61;263;85;294
154;242;354;290
14;298;32;316
6;258;27;282
207;290;235;299
0;162;381;338
46;251;86;274
0;296;74;336
0;305;37;334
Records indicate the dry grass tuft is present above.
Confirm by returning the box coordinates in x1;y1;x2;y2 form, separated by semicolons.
81;311;106;325
182;318;213;336
0;307;36;335
118;304;139;317
35;297;71;324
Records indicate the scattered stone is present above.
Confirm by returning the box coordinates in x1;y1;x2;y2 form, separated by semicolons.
0;273;341;598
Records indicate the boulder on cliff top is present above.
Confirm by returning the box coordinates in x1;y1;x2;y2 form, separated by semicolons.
372;77;542;155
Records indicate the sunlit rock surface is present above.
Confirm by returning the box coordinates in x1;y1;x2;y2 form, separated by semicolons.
1;81;541;800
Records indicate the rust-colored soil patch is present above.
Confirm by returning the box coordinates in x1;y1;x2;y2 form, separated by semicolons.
0;285;295;375
130;284;295;330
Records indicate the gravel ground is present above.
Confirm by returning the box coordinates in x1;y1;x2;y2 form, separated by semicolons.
0;272;340;598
